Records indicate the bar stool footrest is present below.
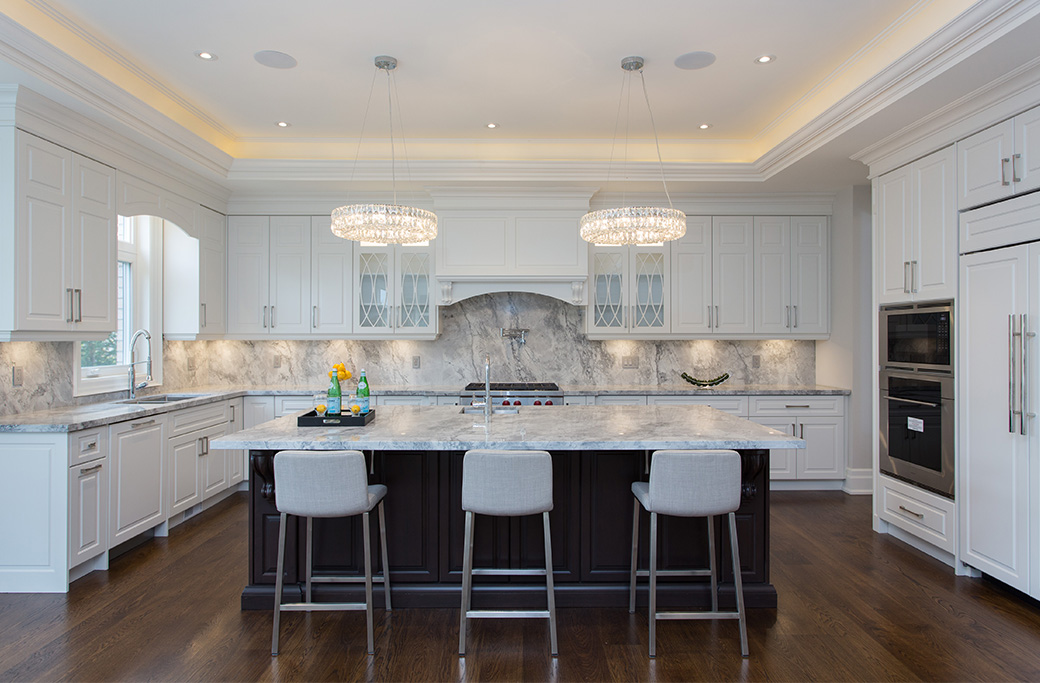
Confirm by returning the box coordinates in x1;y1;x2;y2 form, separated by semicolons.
310;575;388;584
279;602;368;612
466;609;551;619
634;568;712;578
470;568;547;577
656;610;741;620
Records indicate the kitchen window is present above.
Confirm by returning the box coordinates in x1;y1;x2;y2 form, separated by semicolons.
74;216;163;396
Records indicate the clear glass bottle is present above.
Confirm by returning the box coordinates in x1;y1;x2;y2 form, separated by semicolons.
327;371;342;416
356;369;370;414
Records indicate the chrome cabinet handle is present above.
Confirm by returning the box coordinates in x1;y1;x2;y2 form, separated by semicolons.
74;289;82;322
911;262;918;294
904;262;910;294
1002;157;1011;186
312;305;318;329
204;436;209;454
882;395;940;409
229;404;235;424
793;305;798;328
715;306;719;328
271;306;276;328
83;441;98;451
263;306;268;328
80;463;103;475
791;423;796;436
707;305;712;329
201;302;207;328
1022;314;1032;436
898;505;924;519
799;423;804;439
131;419;156;429
1010;315;1016;433
198;437;204;456
785;404;810;409
786;306;790;328
1012;154;1022;183
66;288;74;323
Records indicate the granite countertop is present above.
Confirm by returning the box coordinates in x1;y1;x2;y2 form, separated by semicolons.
0;383;849;433
210;404;806;452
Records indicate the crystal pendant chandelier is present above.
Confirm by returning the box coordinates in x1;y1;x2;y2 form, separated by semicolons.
332;56;437;244
580;56;686;245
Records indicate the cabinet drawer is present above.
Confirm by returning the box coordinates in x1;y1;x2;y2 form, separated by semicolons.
595;395;648;406
274;395;313;417
70;427;108;466
167;401;229;438
878;474;955;553
648;394;748;416
749;396;844;416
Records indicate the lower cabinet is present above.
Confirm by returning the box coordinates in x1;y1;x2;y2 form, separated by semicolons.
647;394;749;416
748;396;845;480
168;401;239;517
109;415;167;546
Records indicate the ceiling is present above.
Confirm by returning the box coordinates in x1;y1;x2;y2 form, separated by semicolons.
2;0;1039;196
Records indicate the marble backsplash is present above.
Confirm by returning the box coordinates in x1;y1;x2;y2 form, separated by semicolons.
0;293;814;414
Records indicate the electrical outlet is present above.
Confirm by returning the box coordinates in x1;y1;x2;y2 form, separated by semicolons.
752;355;761;369
186;357;196;372
412;355;421;369
622;355;639;369
11;366;23;387
273;355;282;369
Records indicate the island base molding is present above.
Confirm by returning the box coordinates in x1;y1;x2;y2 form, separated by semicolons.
243;449;774;610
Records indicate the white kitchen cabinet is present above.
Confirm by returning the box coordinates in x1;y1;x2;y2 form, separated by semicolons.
671;216;714;334
168;427;203;516
164;206;226;339
109;415;166;546
354;243;436;337
594;395;648;406
227;399;245;486
311;215;353;335
647;394;749;416
958;231;1040;597
0;131;116;341
587;245;669;337
878;473;956;554
711;217;755;335
754;216;829;336
226;216;311;336
749;396;845;480
68;448;108;569
274;395;313;417
243;396;275;427
957;104;1040;210
376;395;431;406
877;146;957;305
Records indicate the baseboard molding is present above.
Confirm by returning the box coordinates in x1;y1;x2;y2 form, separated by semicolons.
770;479;844;491
842;468;873;495
884;524;956;569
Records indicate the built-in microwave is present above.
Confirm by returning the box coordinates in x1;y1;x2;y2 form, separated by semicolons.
879;301;953;373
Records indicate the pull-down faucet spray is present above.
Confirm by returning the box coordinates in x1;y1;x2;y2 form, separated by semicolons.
128;329;152;399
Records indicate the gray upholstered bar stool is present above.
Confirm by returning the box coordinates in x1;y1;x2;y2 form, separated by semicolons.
459;449;558;656
271;449;391;656
628;449;748;658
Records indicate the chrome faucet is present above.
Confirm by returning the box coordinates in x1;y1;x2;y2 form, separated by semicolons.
128;329;153;399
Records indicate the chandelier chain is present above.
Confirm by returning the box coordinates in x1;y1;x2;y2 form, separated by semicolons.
639;69;674;209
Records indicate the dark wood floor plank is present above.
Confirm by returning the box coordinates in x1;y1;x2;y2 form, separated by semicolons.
3;490;1040;682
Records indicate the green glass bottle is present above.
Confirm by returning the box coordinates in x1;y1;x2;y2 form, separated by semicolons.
327;371;342;416
356;369;370;414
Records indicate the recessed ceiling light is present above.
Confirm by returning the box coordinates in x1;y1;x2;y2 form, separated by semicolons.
276;121;290;128
699;123;712;130
195;51;217;61
674;51;716;70
754;54;776;64
254;50;298;69
486;123;497;129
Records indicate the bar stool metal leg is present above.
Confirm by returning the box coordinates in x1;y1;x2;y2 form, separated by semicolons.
707;515;718;612
272;511;288;656
459;509;475;655
729;512;749;657
378;501;392;611
543;510;558;656
629;497;640;613
305;517;313;603
362;510;374;655
649;511;658;658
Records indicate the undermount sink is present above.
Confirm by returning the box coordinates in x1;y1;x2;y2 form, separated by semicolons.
119;393;206;405
460;406;520;415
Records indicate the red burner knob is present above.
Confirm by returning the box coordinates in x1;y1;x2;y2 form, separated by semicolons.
545;400;554;405
533;400;542;405
513;400;521;406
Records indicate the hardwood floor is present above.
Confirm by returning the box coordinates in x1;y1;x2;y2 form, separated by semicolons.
2;491;1039;682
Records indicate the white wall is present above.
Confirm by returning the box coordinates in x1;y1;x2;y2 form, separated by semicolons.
817;184;872;492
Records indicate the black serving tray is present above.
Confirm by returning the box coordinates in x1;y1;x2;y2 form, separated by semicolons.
297;409;375;427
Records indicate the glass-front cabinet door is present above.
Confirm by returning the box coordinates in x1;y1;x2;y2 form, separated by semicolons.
355;247;393;333
631;249;667;331
396;248;432;333
590;249;626;332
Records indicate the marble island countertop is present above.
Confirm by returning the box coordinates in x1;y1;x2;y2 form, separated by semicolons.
0;383;848;432
210;404;805;452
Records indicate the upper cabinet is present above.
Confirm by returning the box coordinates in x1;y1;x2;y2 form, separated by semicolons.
877;145;957;305
0;131;116;341
957;105;1040;211
754;216;829;336
354;242;436;338
165;205;226;339
310;215;354;335
670;216;755;337
226;216;311;337
587;244;669;337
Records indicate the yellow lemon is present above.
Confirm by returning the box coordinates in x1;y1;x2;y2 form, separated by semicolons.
316;404;327;413
350;404;361;415
337;370;347;381
342;370;352;380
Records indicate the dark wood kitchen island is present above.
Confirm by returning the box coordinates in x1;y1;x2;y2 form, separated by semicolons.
211;404;803;611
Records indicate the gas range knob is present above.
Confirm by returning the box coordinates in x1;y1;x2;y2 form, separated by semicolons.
533;400;542;405
513;400;521;406
501;400;510;406
545;400;553;405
